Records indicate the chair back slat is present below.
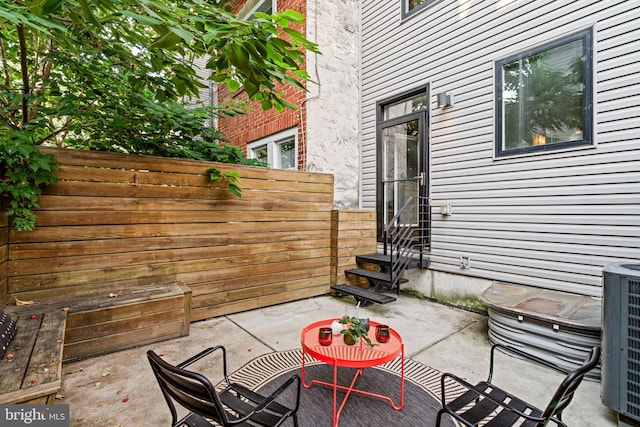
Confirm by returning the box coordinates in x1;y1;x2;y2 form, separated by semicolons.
148;350;226;425
437;345;601;427
540;347;601;423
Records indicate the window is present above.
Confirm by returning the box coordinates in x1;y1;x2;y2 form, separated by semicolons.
248;128;297;169
382;91;428;120
495;29;593;157
402;0;437;19
244;0;274;19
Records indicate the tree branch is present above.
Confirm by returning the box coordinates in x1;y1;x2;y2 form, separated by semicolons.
0;39;11;90
17;24;30;127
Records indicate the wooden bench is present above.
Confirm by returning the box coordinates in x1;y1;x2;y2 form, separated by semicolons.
0;311;66;404
64;283;191;362
10;283;191;362
1;282;191;404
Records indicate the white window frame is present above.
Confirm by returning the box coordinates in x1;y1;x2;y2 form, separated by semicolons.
247;127;298;170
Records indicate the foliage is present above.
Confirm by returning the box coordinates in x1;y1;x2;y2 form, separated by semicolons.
503;51;584;149
0;130;58;231
0;0;318;129
208;167;241;197
339;315;374;347
0;0;318;230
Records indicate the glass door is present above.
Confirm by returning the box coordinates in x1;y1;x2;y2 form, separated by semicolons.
376;90;428;242
381;115;422;228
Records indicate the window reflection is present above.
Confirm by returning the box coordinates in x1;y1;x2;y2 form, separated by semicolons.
498;30;591;155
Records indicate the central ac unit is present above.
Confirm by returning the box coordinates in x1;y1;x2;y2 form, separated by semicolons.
602;262;640;423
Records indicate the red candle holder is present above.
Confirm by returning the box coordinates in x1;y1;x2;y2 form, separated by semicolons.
375;324;390;343
318;327;333;346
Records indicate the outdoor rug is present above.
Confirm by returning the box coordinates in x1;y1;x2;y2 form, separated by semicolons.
222;349;463;426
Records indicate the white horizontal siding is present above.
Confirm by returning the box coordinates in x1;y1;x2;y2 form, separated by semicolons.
361;0;640;296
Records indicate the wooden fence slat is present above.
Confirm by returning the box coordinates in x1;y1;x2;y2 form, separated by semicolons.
37;195;332;212
41;147;334;183
10;230;330;260
55;167;335;194
10;221;333;244
8;240;331;276
8;256;331;297
32;210;332;227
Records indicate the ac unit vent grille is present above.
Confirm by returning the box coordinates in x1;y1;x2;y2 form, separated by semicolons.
627;280;640;416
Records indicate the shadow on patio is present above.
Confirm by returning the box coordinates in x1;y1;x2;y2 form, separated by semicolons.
59;294;614;426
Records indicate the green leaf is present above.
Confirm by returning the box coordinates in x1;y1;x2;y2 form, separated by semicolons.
282;28;308;45
203;31;218;44
208;167;221;180
227;183;242;198
252;12;272;20
228;44;249;69
168;26;194;42
25;13;67;32
42;0;65;14
77;0;102;27
227;79;240;93
120;10;163;25
280;9;305;22
149;32;182;49
260;99;272;110
0;5;25;24
174;78;186;95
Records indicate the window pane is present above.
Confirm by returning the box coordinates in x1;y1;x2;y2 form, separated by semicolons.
406;0;431;12
247;0;273;19
255;0;273;14
382;120;419;181
248;128;297;170
384;94;428;120
502;38;584;151
381;117;420;228
278;138;296;169
253;145;269;164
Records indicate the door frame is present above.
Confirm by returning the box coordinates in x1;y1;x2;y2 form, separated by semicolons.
375;86;430;243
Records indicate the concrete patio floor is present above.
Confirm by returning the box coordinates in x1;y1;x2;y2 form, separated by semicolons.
59;294;616;426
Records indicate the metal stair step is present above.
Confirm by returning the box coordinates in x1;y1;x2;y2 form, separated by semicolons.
355;253;392;266
330;284;397;305
356;253;422;269
344;268;409;284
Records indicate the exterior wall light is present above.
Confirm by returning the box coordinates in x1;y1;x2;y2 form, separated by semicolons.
437;92;454;109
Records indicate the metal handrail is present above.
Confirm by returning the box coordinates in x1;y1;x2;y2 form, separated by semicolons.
382;196;430;293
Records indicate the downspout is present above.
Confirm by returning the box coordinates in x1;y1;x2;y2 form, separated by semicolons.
299;0;321;171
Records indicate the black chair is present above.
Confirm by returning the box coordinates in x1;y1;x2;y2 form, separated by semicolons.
148;346;300;427
436;344;600;427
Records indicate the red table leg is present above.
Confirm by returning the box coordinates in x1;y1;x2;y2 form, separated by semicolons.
302;345;405;426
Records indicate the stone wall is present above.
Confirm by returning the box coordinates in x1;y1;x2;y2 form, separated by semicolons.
305;0;360;209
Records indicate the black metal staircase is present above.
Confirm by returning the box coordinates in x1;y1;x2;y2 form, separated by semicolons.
331;196;430;305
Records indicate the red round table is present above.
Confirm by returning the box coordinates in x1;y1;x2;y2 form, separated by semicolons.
300;319;404;426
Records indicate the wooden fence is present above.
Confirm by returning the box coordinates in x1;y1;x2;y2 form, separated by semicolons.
0;148;377;322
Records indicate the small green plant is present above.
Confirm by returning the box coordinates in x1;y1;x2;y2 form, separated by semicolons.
339;315;374;347
208;167;242;198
